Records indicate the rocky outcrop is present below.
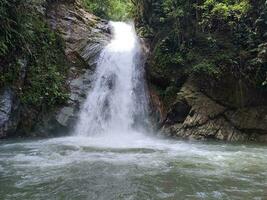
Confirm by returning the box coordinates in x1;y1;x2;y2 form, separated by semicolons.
160;80;267;143
0;0;110;138
137;0;267;143
0;88;20;138
33;0;110;136
46;0;110;67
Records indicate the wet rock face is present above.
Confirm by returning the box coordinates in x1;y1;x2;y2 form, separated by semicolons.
0;0;110;138
0;88;20;138
33;0;111;136
46;0;110;67
160;80;267;143
164;100;190;125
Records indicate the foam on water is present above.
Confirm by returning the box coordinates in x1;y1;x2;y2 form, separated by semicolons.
1;135;267;199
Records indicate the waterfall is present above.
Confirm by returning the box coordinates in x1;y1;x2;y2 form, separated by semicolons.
75;22;150;136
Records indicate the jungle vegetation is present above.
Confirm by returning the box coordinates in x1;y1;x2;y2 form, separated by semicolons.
0;0;266;111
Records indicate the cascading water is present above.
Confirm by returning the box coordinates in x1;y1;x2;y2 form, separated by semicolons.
75;22;149;136
1;22;267;200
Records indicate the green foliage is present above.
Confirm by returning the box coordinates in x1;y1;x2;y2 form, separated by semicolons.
192;60;220;77
81;0;109;19
109;0;133;20
0;0;68;109
202;0;250;18
162;0;186;19
21;19;68;107
135;0;267;90
154;43;185;68
136;25;153;37
81;0;134;20
0;0;27;57
152;38;186;81
200;0;251;31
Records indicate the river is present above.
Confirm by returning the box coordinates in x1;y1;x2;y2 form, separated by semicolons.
0;134;267;199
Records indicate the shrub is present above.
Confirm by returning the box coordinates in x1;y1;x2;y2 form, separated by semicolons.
192;60;220;78
0;0;69;109
81;0;133;21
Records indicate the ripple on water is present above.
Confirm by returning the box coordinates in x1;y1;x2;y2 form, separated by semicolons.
0;136;267;200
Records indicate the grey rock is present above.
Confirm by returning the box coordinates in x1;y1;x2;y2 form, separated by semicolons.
160;80;267;143
225;107;267;133
0;87;20;138
0;0;110;138
31;0;110;136
46;1;110;68
56;107;75;127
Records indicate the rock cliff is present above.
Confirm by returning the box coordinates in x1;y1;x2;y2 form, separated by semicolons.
136;0;267;143
159;80;267;142
0;0;110;138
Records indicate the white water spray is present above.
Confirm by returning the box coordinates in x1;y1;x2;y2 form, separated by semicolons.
75;22;149;136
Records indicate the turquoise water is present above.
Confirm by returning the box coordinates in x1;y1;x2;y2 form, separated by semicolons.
0;133;267;200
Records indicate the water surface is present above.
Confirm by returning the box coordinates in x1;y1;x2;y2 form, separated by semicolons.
1;133;266;200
